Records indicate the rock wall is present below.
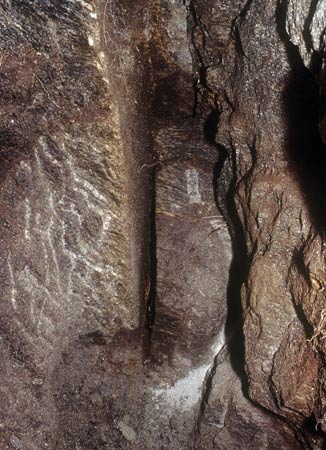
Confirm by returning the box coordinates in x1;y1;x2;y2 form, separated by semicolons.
0;2;137;448
189;0;325;447
0;0;325;449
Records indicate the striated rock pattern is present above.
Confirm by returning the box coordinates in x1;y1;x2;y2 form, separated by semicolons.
0;1;136;448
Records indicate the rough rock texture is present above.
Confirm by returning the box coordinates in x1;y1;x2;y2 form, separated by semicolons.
0;2;138;449
195;347;301;450
1;0;326;449
188;0;326;447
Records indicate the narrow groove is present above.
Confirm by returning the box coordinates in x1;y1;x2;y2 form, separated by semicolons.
189;0;216;118
142;166;157;360
195;343;227;437
146;169;157;337
230;0;255;58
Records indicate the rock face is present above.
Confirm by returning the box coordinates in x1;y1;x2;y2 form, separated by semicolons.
0;2;136;449
188;0;325;447
0;0;325;449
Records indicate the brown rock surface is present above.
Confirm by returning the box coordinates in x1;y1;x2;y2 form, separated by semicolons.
0;2;136;448
0;0;326;449
189;0;325;446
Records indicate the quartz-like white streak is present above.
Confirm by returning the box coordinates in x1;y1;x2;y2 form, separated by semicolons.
152;328;225;412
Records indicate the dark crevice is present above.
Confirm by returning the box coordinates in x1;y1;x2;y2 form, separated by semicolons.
291;246;312;287
276;0;326;236
189;1;205;55
193;106;228;438
193;5;250;398
223;146;250;394
146;169;157;341
194;343;227;440
276;0;306;69
198;64;208;88
238;0;255;20
141;152;157;361
303;0;320;54
192;68;212;117
211;139;251;396
189;0;214;118
204;108;220;144
192;77;199;117
189;0;211;52
230;0;254;57
302;416;326;449
191;0;256;399
232;25;246;57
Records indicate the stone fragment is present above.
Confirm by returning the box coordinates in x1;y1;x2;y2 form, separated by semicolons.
117;421;137;442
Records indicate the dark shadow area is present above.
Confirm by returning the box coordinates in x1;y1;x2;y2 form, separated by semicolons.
204;108;219;144
141;165;157;362
204;108;250;394
277;0;326;236
302;416;326;449
147;169;157;336
222;147;250;393
283;58;326;235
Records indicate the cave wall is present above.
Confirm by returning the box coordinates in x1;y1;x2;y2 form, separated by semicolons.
0;0;325;449
188;0;325;446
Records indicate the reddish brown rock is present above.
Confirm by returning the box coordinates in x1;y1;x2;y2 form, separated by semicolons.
1;0;326;449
